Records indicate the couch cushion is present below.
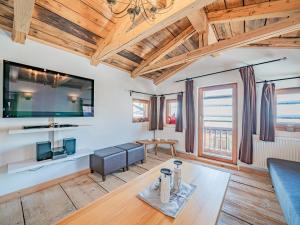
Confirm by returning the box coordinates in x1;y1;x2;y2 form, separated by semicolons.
115;143;142;151
94;147;124;158
267;158;300;225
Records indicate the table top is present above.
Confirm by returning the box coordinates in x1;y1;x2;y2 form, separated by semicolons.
55;159;230;225
137;139;178;145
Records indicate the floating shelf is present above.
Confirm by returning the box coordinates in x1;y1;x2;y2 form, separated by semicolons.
8;125;91;135
7;148;94;174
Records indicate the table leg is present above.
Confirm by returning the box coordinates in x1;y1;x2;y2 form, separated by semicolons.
171;144;176;157
170;144;174;157
144;144;147;162
155;144;158;155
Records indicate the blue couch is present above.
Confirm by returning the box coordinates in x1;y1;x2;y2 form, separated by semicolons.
267;158;300;225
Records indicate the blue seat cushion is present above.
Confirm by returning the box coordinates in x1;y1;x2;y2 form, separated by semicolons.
267;158;300;225
115;143;142;150
94;147;124;158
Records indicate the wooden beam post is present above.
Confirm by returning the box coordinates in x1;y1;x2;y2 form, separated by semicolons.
207;0;300;24
187;10;207;33
91;0;216;64
187;9;218;47
131;26;196;78
12;0;35;44
140;15;300;74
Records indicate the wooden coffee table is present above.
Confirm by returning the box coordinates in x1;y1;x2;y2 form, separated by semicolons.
55;159;230;225
137;139;178;160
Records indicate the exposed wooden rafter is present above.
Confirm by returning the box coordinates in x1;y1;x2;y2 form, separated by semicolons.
246;37;300;48
91;0;217;64
207;0;300;24
153;9;219;85
140;15;300;75
12;0;35;43
154;61;195;85
131;25;196;78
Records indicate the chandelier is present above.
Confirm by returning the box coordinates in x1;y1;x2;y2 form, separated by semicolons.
106;0;175;24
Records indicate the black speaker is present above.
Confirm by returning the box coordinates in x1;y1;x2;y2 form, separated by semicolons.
36;141;52;161
63;138;76;155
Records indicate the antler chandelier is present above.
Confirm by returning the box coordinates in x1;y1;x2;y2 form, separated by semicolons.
106;0;175;24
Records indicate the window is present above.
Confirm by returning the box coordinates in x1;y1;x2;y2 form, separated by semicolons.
132;99;149;122
276;87;300;131
198;83;238;164
166;99;177;125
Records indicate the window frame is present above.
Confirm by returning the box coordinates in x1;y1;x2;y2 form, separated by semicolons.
132;98;150;123
165;99;177;126
275;87;300;132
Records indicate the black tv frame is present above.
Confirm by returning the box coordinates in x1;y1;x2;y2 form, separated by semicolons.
2;60;94;118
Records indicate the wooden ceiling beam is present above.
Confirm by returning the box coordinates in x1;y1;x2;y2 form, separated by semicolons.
139;15;300;74
207;0;300;24
91;0;217;64
12;0;35;43
246;37;300;48
131;25;196;78
154;61;195;85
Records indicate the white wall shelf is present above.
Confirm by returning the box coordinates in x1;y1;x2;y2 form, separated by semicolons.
8;125;91;135
7;148;94;174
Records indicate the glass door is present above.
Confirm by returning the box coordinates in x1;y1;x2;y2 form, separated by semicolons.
198;84;237;164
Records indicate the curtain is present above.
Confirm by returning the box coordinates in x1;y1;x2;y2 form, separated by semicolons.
176;93;183;132
158;96;165;130
260;82;276;142
149;96;157;130
185;80;195;153
239;66;257;164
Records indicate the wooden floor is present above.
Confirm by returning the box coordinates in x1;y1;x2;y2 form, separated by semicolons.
0;149;286;225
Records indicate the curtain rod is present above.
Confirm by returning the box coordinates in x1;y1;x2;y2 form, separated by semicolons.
129;90;184;97
256;75;300;84
174;57;287;83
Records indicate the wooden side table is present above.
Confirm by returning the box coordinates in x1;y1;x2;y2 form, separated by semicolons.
136;139;178;161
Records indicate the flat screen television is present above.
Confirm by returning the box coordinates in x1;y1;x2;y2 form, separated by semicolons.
3;60;94;118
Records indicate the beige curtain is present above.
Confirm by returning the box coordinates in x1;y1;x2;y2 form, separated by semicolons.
260;83;275;142
239;66;257;164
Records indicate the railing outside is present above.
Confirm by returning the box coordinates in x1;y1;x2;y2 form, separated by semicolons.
203;126;232;157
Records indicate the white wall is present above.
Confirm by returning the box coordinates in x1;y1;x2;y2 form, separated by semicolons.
155;48;300;165
0;30;156;196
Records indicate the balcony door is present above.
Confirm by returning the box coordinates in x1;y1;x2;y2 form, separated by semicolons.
198;83;238;164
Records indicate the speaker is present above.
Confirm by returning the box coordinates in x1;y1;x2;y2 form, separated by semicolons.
63;138;76;155
36;141;52;161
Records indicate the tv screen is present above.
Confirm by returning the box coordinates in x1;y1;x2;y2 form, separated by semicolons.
3;61;94;118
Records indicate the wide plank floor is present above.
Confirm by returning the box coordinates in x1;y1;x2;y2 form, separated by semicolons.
21;185;76;225
60;175;107;209
0;150;286;225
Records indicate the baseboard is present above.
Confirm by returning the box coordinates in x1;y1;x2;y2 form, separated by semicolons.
176;151;238;170
238;165;269;177
0;168;90;204
176;151;269;176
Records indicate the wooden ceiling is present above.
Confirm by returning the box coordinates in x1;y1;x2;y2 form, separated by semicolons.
0;0;299;85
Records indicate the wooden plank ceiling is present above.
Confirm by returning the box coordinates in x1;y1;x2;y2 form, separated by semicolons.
0;0;299;85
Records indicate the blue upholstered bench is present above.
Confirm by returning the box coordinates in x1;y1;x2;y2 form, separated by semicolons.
267;158;300;225
90;147;126;181
115;143;144;170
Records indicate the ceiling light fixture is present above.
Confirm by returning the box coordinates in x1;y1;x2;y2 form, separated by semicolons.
106;0;175;25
